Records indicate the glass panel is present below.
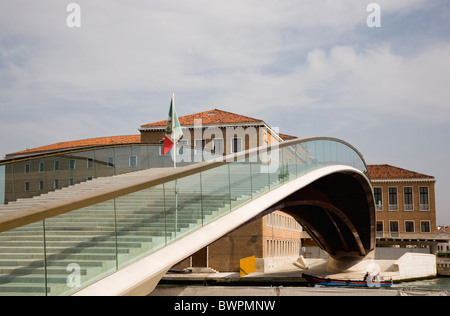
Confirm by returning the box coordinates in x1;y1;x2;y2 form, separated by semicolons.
315;140;324;164
130;146;144;171
229;163;252;209
0;221;46;296
303;142;316;168
94;147;117;178
0;165;5;205
178;174;202;236
267;148;281;189
323;140;331;163
115;185;166;268
201;165;231;225
250;160;270;199
285;146;298;180
114;146;133;175
0;138;371;296
165;174;202;242
294;144;307;176
44;200;117;296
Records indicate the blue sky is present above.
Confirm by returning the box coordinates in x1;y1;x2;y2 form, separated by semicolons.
1;1;450;224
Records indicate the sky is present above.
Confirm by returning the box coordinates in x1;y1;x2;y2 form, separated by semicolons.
0;1;449;224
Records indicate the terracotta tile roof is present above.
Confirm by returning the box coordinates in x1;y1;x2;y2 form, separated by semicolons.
6;135;141;158
367;164;434;180
140;109;264;129
278;133;298;141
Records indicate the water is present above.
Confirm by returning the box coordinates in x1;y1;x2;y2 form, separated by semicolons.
394;277;450;292
153;277;450;296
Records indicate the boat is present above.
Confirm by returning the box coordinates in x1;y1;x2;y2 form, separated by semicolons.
302;273;393;288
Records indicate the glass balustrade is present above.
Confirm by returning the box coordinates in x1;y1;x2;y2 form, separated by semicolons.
0;138;368;296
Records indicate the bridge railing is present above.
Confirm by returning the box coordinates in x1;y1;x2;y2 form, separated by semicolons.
0;137;367;296
0;143;194;205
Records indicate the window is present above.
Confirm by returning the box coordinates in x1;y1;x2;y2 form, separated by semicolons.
39;162;45;173
420;221;431;233
419;187;429;210
24;182;30;192
374;187;382;210
388;187;398;211
231;137;242;153
403;187;413;211
389;221;399;237
24;164;30;174
213;138;224;155
194;139;206;154
376;221;383;232
39;181;44;191
54;160;60;171
107;157;114;168
69;159;76;170
53;179;59;190
129;156;138;168
376;221;384;237
69;178;74;186
87;158;94;169
178;140;188;156
405;221;415;233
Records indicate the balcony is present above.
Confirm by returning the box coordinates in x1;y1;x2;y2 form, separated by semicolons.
404;204;413;211
376;232;442;240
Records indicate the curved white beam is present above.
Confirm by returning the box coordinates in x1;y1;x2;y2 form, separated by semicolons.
74;165;372;296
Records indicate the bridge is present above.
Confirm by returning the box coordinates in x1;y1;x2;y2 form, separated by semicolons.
0;137;375;296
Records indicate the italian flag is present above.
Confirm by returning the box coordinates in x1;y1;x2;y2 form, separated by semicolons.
162;94;183;155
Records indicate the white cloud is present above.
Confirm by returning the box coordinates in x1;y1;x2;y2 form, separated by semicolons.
0;0;431;96
301;43;450;121
0;0;448;150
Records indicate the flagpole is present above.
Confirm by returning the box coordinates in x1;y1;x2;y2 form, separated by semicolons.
172;93;176;169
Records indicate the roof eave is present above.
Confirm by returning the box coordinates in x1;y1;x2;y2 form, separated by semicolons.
139;121;267;131
371;178;436;183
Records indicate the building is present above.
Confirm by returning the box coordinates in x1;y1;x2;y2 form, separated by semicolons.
367;164;440;249
173;210;303;273
1;109;295;203
1;135;143;204
139;108;284;154
369;164;437;236
1;109;445;273
186;164;442;272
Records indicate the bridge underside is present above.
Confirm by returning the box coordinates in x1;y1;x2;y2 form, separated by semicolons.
74;166;376;296
264;171;375;259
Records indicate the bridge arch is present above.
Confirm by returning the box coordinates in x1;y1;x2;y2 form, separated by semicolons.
263;170;375;258
75;165;375;296
0;137;375;296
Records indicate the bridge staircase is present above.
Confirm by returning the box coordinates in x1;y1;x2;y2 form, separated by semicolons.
0;138;370;295
0;164;273;295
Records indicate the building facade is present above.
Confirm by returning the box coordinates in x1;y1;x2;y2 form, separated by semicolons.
139;109;284;154
364;164;448;254
368;164;438;238
173;210;303;273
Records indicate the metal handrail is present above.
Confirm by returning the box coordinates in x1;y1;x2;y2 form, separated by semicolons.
0;137;368;233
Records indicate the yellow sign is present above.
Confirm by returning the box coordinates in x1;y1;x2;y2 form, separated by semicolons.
239;256;255;277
